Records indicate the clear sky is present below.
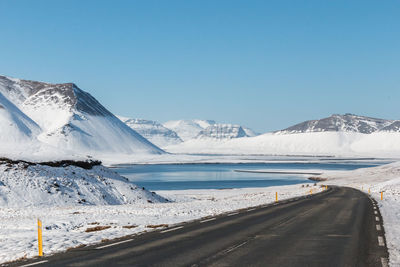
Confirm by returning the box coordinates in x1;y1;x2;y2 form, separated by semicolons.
0;0;399;133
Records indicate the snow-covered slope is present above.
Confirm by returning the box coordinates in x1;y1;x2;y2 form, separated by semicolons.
0;91;41;145
166;131;365;155
118;116;182;148
0;75;164;159
242;127;258;137
0;159;166;207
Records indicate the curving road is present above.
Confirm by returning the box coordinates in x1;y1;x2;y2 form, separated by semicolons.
16;187;389;267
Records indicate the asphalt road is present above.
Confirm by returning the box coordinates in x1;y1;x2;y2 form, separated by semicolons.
15;186;389;267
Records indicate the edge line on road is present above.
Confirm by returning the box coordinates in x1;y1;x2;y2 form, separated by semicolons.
20;260;48;267
381;257;389;267
378;236;385;247
96;239;133;249
200;218;216;223
161;226;184;233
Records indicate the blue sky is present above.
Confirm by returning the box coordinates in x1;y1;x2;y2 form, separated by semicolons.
0;0;399;133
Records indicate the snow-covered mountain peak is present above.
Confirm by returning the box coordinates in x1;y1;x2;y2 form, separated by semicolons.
0;76;113;118
278;113;394;134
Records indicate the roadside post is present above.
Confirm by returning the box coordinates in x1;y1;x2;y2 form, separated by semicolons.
368;188;371;195
381;192;383;200
38;219;43;256
275;192;278;202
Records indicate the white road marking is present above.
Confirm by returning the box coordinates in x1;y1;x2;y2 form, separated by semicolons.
20;260;49;266
248;208;256;211
225;241;248;253
378;236;385;247
381;257;389;267
376;224;382;231
161;226;184;233
376;216;380;222
374;211;378;215
96;239;133;249
200;218;216;223
228;212;239;216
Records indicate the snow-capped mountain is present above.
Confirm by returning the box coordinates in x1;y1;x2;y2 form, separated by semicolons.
118;116;182;148
278;114;394;134
0;75;164;159
163;120;216;141
196;124;252;139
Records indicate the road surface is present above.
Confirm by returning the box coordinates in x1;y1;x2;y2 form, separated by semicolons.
16;186;389;267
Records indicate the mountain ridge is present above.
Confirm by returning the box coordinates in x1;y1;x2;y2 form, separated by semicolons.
277;113;398;134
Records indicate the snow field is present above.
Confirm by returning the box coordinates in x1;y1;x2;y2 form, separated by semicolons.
0;183;322;264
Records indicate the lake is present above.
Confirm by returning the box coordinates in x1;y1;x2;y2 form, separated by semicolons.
113;160;385;191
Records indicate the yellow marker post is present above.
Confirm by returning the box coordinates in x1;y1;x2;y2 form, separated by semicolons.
310;189;312;195
381;192;383;200
325;185;328;190
38;219;43;257
275;192;278;202
368;188;371;195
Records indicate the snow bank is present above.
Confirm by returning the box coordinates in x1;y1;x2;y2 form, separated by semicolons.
322;162;400;266
0;160;165;207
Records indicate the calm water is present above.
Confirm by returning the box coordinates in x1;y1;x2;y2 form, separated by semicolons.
113;160;384;191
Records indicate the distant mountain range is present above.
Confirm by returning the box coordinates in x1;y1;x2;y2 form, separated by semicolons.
119;118;258;148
